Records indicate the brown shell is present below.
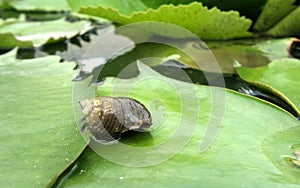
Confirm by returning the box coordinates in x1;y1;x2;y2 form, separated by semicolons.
79;97;152;142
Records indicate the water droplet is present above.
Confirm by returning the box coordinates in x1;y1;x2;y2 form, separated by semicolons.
79;169;86;174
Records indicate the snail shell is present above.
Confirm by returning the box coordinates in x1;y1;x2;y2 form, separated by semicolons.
79;97;152;142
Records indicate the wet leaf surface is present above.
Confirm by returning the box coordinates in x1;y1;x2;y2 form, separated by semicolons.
254;0;298;31
236;58;300;116
0;16;93;48
62;63;300;187
6;0;70;11
0;49;86;187
73;1;252;39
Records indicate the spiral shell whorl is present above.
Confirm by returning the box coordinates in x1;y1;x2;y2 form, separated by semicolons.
79;97;152;142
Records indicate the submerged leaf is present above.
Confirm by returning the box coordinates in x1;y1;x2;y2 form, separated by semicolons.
62;63;300;187
0;49;86;187
236;58;300;116
78;2;252;39
0;17;93;48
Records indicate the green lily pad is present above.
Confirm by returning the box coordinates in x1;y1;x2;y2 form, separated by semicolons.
139;0;194;9
253;0;298;31
0;16;93;48
0;49;87;187
254;38;290;61
253;0;300;37
263;126;300;184
236;58;300;116
73;1;252;39
266;6;300;37
61;62;300;187
70;0;265;21
5;0;70;11
68;0;149;14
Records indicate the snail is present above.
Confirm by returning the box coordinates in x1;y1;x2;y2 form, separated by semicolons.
79;97;152;143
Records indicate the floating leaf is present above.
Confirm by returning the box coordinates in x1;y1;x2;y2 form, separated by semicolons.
253;0;300;37
263;126;300;184
253;0;298;31
266;7;300;37
70;0;266;21
254;38;290;60
5;0;70;11
236;58;300;116
61;63;300;187
74;1;252;39
0;17;93;48
68;0;148;14
0;49;87;187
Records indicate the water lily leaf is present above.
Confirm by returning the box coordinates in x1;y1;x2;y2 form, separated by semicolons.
236;58;300;116
139;0;194;9
0;17;93;48
266;6;300;37
0;49;87;187
70;0;266;21
263;126;300;184
253;0;298;31
67;0;148;14
5;0;70;11
74;1;252;39
253;0;300;37
62;62;300;187
254;38;290;60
